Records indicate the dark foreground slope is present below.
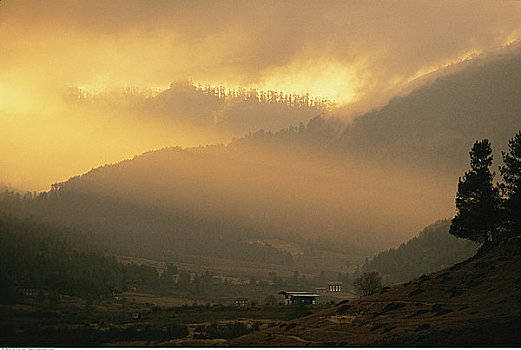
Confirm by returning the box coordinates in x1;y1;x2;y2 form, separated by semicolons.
231;237;521;346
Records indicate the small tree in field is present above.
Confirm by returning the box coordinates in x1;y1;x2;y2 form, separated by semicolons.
450;139;500;243
500;131;521;237
353;271;382;296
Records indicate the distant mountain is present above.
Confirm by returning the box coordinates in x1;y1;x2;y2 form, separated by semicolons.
238;42;521;177
67;81;331;139
338;43;521;175
14;43;521;263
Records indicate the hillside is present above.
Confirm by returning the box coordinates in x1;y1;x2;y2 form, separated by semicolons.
338;45;521;175
231;236;521;346
67;81;331;139
237;43;521;177
366;220;479;284
4;141;452;257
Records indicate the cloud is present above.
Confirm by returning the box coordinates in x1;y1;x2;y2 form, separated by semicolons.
1;0;520;105
1;0;521;190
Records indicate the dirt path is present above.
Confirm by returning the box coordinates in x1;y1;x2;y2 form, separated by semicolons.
284;335;320;344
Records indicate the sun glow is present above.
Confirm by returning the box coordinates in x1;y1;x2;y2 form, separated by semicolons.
258;59;359;106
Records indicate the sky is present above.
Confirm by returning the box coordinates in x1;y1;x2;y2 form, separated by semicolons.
1;0;521;190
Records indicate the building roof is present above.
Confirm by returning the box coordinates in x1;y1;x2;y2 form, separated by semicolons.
279;291;320;297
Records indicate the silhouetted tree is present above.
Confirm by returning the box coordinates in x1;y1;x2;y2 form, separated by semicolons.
450;139;500;243
353;271;382;296
500;131;521;237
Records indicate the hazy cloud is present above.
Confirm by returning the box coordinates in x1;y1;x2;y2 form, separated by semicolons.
1;0;521;190
2;0;521;104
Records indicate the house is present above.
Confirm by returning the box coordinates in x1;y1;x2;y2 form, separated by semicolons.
235;297;249;308
328;281;342;292
21;287;39;297
279;291;319;305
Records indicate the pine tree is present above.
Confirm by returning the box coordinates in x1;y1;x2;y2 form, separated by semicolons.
499;131;521;237
450;139;500;243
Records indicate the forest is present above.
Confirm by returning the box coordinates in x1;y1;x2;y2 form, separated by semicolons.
65;80;332;138
364;220;479;284
0;210;337;306
0;213;160;303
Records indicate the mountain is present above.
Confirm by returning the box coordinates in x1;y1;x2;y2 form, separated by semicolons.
230;236;521;346
337;43;521;175
67;80;330;139
9;43;521;263
4;139;452;258
238;42;521;177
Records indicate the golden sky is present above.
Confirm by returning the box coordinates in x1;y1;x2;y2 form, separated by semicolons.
1;0;521;190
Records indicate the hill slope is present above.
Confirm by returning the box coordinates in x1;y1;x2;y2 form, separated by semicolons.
338;45;521;174
366;220;479;284
231;237;521;346
239;43;521;177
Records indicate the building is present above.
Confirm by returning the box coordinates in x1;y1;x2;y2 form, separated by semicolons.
279;291;319;305
21;287;39;297
328;281;342;292
234;297;249;308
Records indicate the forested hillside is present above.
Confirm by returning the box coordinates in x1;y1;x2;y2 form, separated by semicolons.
0;213;160;302
234;43;521;176
0;191;293;265
338;44;521;174
365;220;479;284
67;80;331;138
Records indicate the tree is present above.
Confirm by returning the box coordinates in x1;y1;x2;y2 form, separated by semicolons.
450;139;500;243
500;130;521;237
353;271;382;296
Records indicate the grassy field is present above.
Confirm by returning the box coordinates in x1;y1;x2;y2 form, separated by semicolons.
0;293;331;346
